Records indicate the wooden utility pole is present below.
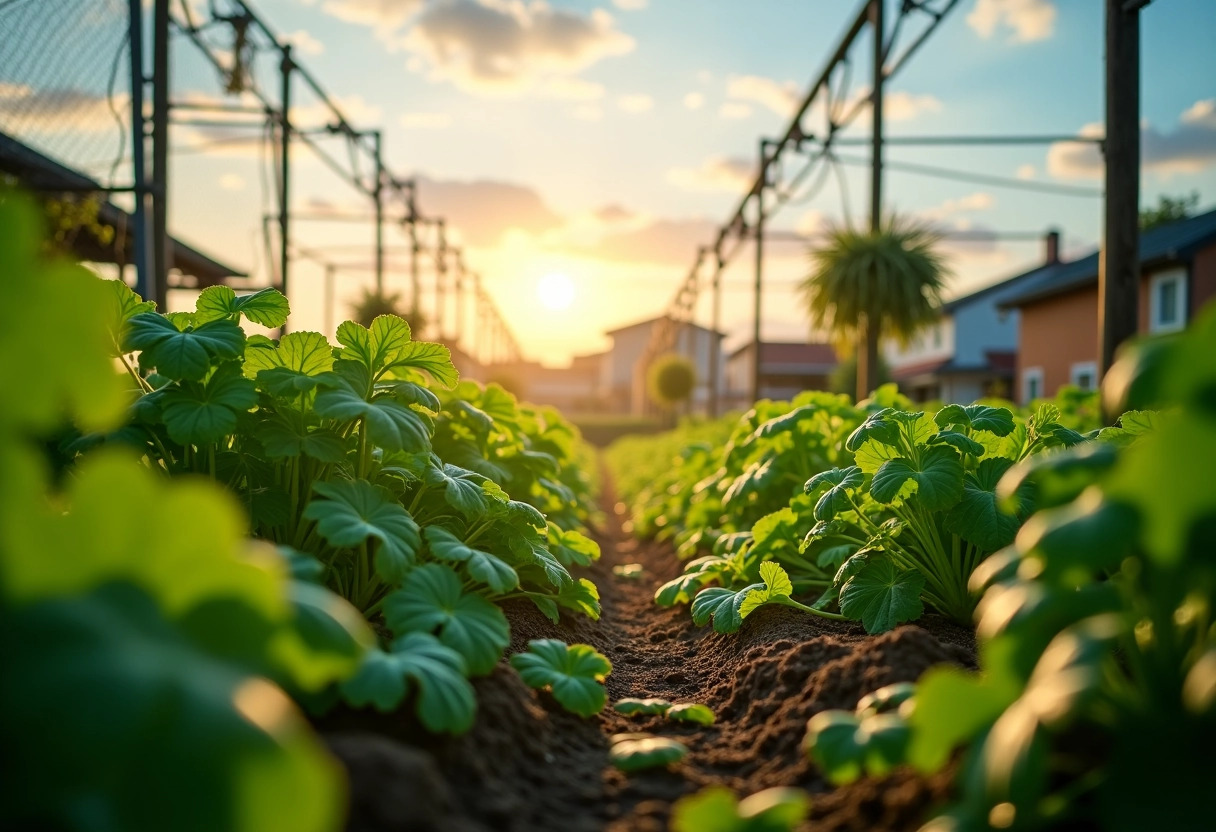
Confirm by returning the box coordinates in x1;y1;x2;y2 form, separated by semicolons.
858;0;884;402
709;247;723;417
278;44;293;312
1098;0;1142;376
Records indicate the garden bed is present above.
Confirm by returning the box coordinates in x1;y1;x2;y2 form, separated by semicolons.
318;480;976;832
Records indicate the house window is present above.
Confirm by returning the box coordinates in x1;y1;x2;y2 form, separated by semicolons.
1070;361;1098;391
1023;367;1044;403
1149;269;1187;334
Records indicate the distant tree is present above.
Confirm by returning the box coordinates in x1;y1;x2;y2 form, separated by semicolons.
350;288;427;334
800;216;949;401
1140;192;1199;230
647;353;697;411
828;353;891;399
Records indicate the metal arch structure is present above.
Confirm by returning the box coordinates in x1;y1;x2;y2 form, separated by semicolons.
134;0;520;363
635;0;963;415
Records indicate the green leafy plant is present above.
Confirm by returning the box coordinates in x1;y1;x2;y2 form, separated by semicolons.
902;320;1214;831
510;638;612;717
671;786;809;832
0;191;348;832
615;697;674;716
609;733;689;772
667;702;716;726
92;274;604;735
803;682;916;785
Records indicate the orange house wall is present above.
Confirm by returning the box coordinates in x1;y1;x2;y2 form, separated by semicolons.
1015;242;1216;403
1017;287;1099;399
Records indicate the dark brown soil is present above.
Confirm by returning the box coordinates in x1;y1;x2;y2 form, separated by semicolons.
318;477;976;832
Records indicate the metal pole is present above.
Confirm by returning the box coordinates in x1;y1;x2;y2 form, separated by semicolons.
373;130;384;294
859;0;885;401
435;219;447;340
1098;0;1141;378
407;181;420;322
150;0;170;306
279;44;293;312
709;248;723;417
127;0;151;301
454;251;465;348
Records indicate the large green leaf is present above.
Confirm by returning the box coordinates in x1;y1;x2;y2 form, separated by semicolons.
739;561;794;619
382;564;510;675
509;638;612;717
691;583;762;633
805;711;866;784
159;362;258;445
870;445;965;511
335;315;411;375
423;461;488;518
257;415;348;463
244;331;334;393
927;430;986;458
124;312;246;381
314;370;432;454
547;523;600;567
934;403;1016;436
385;341;459;388
804;466;864;521
554;577;602;620
839;556;925;633
303;480;420;583
339;632;475;734
102;278;156;355
944;457;1022;550
275;580;375;690
0;583;341;832
424;525;518;594
195;286;290;328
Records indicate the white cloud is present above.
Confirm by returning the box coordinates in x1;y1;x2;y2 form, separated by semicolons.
667;155;754;194
612;0;647;9
725;74;800;117
320;0;424;32
1016;163;1036;179
414;174;563;245
617;93;653;113
1048;102;1216;178
884;90;943;122
219;173;246;191
967;0;1056;43
282;29;325;56
291;93;383;127
683;92;704;110
718;101;752;120
0;85;127;132
402;0;635;97
399;111;453;128
921;191;996;222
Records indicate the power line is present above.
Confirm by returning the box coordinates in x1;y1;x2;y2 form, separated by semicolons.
830;152;1103;197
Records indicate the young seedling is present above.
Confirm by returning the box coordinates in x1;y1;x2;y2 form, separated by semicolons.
666;703;716;726
671;786;809;832
609;734;688;772
510;639;612;717
614;697;672;716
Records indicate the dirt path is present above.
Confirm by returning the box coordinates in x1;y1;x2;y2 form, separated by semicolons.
322;474;976;832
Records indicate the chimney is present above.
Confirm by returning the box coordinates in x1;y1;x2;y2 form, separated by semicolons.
1044;228;1061;265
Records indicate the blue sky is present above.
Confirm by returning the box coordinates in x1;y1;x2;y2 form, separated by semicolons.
125;0;1216;360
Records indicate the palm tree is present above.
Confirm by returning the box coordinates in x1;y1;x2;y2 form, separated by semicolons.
800;216;950;401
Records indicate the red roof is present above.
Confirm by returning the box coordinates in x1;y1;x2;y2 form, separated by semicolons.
760;342;837;365
892;357;952;380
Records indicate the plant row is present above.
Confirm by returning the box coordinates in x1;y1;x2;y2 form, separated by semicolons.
607;383;1114;634
0;192;603;832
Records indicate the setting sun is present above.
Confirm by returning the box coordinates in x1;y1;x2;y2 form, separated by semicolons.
537;273;576;311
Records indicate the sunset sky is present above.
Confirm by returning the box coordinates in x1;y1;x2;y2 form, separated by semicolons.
16;0;1214;365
